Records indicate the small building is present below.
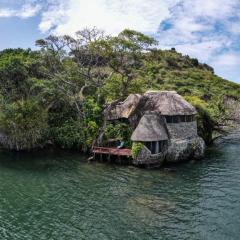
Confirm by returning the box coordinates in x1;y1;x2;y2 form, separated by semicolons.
96;91;205;167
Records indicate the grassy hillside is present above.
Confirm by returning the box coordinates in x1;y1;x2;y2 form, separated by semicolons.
104;49;240;101
146;50;239;97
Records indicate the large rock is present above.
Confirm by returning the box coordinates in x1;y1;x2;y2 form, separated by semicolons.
165;137;205;163
223;95;240;123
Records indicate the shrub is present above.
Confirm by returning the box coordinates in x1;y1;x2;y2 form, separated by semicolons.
48;97;101;151
131;142;144;159
0;99;48;150
49;119;99;152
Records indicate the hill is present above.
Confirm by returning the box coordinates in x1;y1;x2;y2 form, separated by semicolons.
0;29;239;150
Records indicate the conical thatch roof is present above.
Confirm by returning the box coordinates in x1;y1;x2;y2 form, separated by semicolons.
143;91;197;116
131;113;168;142
105;94;142;120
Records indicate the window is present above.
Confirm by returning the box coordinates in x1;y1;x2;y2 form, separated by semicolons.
186;115;192;122
145;142;151;151
180;116;186;122
172;116;179;123
145;141;167;154
166;116;172;123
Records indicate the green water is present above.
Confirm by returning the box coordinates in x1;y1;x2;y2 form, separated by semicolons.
0;135;240;240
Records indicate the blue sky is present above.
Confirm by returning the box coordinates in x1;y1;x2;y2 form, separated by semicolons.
0;0;240;83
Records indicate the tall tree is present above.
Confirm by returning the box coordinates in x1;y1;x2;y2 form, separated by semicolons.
95;29;158;98
36;28;108;119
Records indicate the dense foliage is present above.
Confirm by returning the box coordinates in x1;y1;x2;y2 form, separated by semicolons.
0;28;239;150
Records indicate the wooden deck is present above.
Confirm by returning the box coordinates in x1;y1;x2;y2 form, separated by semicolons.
92;146;132;157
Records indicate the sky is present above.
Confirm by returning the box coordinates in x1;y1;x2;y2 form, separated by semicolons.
0;0;240;83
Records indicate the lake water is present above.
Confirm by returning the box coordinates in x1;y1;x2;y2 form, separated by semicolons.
0;134;240;240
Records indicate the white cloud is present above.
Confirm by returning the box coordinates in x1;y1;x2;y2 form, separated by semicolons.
175;41;225;62
183;0;238;19
212;53;240;67
0;9;15;17
227;22;240;35
153;0;240;83
39;1;67;32
39;0;172;35
210;53;240;81
0;3;41;19
174;17;210;33
18;3;41;18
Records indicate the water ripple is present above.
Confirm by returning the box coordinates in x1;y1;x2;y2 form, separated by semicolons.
0;142;240;239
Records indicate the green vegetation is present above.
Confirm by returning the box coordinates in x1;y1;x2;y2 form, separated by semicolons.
103;123;132;148
131;142;145;159
0;28;239;151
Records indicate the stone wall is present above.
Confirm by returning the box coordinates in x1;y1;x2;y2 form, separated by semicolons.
133;145;166;167
166;122;198;139
223;95;240;123
166;137;205;163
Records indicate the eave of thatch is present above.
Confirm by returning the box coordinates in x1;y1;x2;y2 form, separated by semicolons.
131;113;169;142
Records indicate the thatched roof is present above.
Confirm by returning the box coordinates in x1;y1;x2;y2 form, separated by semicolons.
105;94;142;120
143;91;197;116
131;113;168;142
105;91;197;121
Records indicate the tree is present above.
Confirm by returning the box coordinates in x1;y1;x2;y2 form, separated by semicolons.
94;29;158;98
36;27;108;119
0;49;46;101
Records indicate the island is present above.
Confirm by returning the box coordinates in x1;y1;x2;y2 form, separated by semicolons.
0;28;239;168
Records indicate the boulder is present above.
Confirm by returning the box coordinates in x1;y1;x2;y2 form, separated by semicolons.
166;137;205;163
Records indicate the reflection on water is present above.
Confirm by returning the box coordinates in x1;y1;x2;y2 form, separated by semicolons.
0;135;240;239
